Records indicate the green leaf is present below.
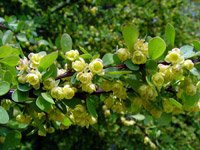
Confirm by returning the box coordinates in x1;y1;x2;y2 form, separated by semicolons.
3;130;21;150
3;71;13;84
86;96;98;118
16;33;27;42
145;59;157;74
0;55;20;66
42;64;57;80
165;23;175;47
61;33;72;52
38;51;58;72
190;68;200;79
148;37;166;60
0;45;20;58
62;117;72;126
36;96;52;112
122;25;139;51
102;53;114;66
12;90;28;102
79;46;89;54
41;92;55;104
169;98;182;109
180;45;196;59
124;59;139;71
131;114;145;121
0;81;10;96
106;70;132;75
2;30;13;45
193;40;200;51
17;83;32;92
157;113;172;126
79;54;92;60
0;106;9;124
182;92;199;107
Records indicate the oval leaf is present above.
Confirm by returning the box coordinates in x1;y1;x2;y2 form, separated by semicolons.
165;23;175;47
122;25;139;51
0;106;9;124
61;33;72;52
41;92;55;104
36;96;52;112
0;81;10;96
148;37;166;60
38;51;58;72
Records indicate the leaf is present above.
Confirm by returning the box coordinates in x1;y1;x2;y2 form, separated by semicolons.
36;96;52;112
148;37;166;60
17;83;32;92
0;106;9;124
42;64;57;80
190;68;200;79
0;55;20;66
3;71;13;84
3;130;21;150
165;23;175;47
193;40;200;51
102;53;114;66
0;45;20;58
0;81;10;96
38;51;58;72
106;70;132;75
2;30;13;45
180;45;196;59
62;117;72;126
41;92;55;104
182;92;199;107
124;59;139;71
86;96;98;118
16;33;28;42
169;98;182;109
157;113;172;126
145;59;157;74
12;90;28;102
122;25;139;51
61;33;72;52
131;114;145;121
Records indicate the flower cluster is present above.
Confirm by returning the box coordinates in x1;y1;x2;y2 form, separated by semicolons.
117;39;148;64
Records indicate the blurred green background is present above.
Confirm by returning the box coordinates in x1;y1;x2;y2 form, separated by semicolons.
0;0;200;149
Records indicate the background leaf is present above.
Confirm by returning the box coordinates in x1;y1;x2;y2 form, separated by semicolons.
38;51;58;72
148;37;166;60
0;106;9;124
165;23;175;47
61;33;72;52
122;25;139;51
0;81;10;96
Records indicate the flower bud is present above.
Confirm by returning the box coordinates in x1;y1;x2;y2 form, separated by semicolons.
131;50;147;64
152;72;164;87
72;58;87;72
134;39;148;56
82;83;96;93
18;74;27;84
63;85;75;99
77;72;93;84
43;78;58;90
162;99;174;113
16;57;29;71
26;71;41;86
138;85;157;101
117;48;130;62
165;49;184;64
183;60;194;70
51;87;65;100
186;84;197;96
65;50;79;61
28;53;45;68
89;58;104;75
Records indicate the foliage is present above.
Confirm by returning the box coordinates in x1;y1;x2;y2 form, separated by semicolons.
0;1;200;150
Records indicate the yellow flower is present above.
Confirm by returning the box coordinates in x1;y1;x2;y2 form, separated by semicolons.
89;58;104;75
65;50;79;61
131;50;147;64
117;48;130;62
72;58;87;72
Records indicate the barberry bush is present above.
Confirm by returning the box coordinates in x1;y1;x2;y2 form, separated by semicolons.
0;22;200;149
